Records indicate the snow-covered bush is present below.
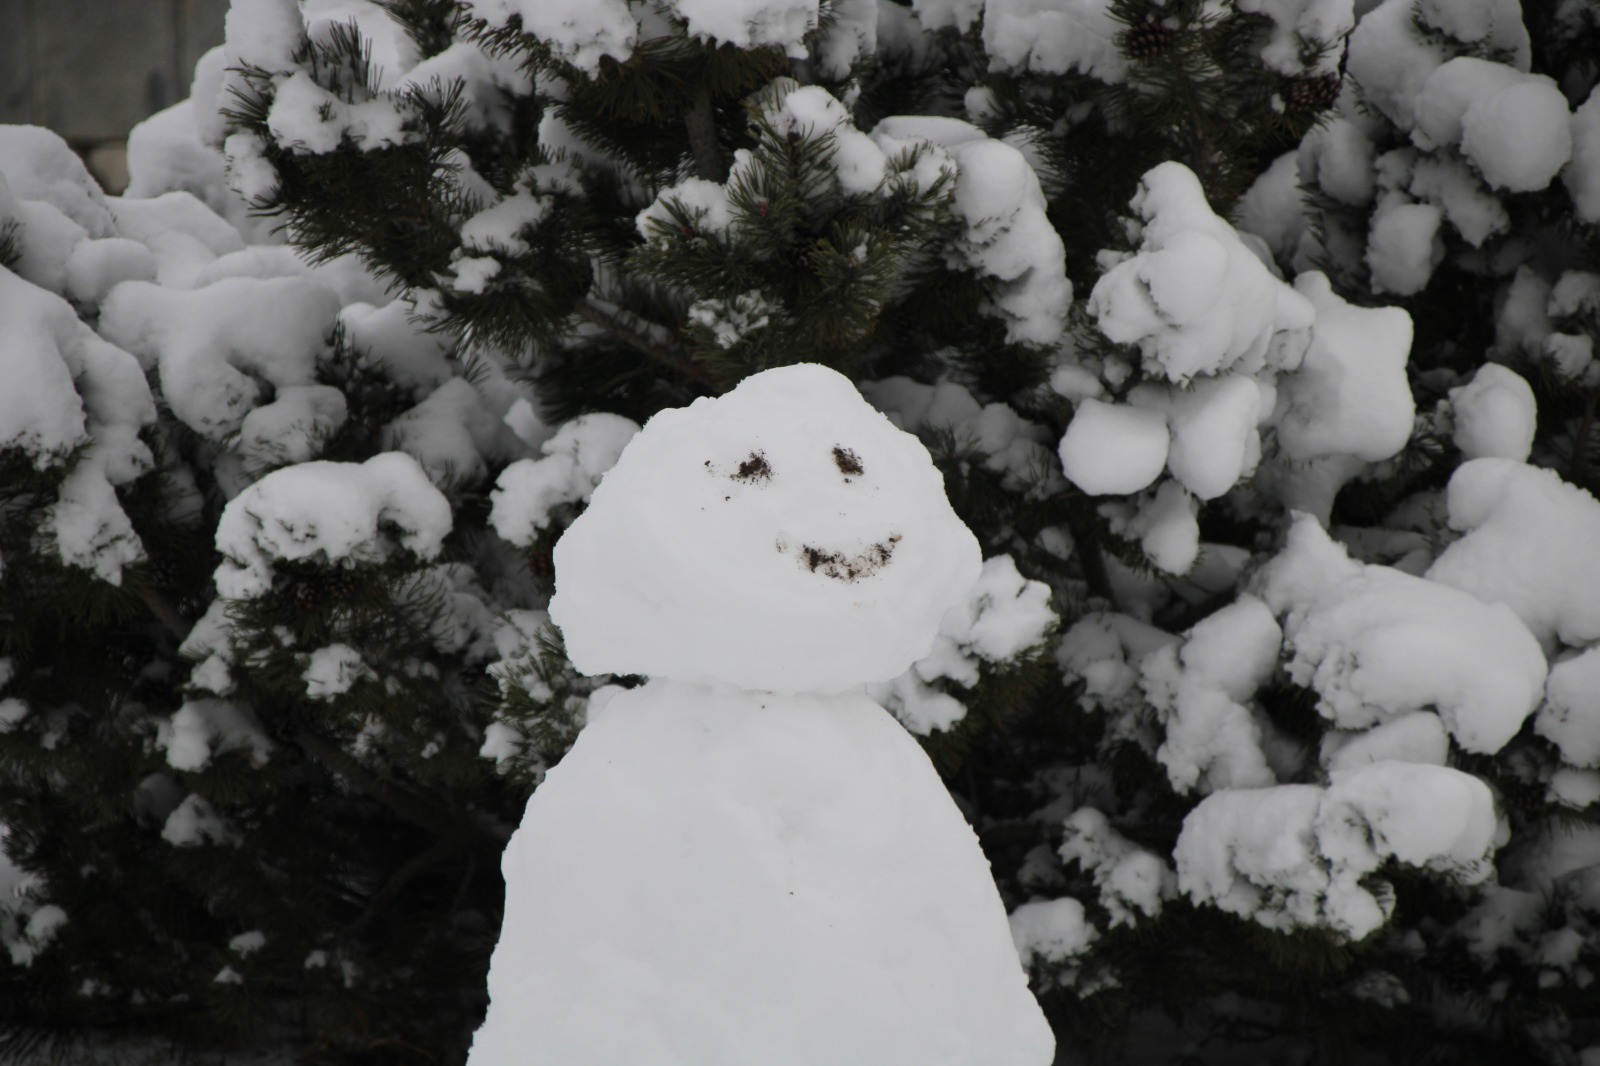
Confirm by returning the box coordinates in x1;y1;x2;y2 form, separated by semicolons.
3;0;1600;1061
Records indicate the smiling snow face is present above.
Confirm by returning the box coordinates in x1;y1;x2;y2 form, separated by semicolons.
549;364;982;694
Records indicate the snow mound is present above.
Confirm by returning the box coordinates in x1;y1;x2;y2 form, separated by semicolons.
98;276;340;441
1272;272;1414;463
1536;646;1600;769
1139;596;1281;794
1448;364;1536;461
214;452;452;599
468;680;1054;1066
1176;761;1498;939
1255;515;1547;754
550;364;982;694
1058;399;1168;496
1088;162;1314;384
1426;459;1600;649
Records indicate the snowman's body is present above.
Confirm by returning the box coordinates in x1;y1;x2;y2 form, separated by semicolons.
468;366;1054;1065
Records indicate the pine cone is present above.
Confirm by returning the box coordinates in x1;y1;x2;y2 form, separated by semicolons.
1122;21;1175;62
1283;73;1343;112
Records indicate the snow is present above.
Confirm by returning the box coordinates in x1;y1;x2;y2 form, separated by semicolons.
302;645;374;700
229;930;267;957
1058;808;1177;927
1058;399;1168;496
980;0;1126;83
1272;271;1414;463
1366;199;1442;297
1254;515;1547;754
1130;375;1264;501
1139;596;1281;793
1010;897;1098;968
99;276;340;441
1448;364;1536;461
1459;78;1572;193
870;554;1056;734
1237;0;1356;77
0;267;155;582
1126;480;1201;575
469;681;1054;1066
1089;163;1314;384
944;137;1071;346
1566;85;1600;223
157;700;273;771
214;453;453;599
861;376;1057;493
672;0;820;57
161;794;243;848
1426;459;1600;649
549;365;982;694
462;0;638;72
1176;761;1497;939
1322;711;1449;772
1537;646;1600;769
490;413;640;545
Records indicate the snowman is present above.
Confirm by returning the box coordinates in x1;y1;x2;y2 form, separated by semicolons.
467;364;1055;1066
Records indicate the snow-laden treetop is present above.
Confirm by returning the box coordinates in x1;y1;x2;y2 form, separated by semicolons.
550;364;982;694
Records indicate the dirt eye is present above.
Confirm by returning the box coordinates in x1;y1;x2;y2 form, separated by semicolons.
832;446;863;477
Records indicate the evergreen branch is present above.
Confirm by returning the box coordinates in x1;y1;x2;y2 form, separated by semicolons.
575;299;713;385
130;576;192;643
685;87;727;182
342;837;460;940
292;726;504;845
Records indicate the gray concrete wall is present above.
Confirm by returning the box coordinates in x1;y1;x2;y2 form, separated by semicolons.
2;0;229;188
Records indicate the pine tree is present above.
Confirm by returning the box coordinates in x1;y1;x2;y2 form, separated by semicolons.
2;0;1600;1063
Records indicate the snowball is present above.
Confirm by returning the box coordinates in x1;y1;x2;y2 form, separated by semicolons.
1089;163;1313;383
1344;0;1447;130
1448;364;1536;460
214;453;453;599
1366;200;1442;297
1412;57;1524;152
1407;156;1509;248
1427;459;1600;648
1131;376;1263;501
551;366;979;693
1536;646;1600;769
0;125;113;237
468;680;1054;1066
1255;515;1547;754
1460;78;1573;193
1058;399;1168;496
490;413;641;544
1273;271;1414;462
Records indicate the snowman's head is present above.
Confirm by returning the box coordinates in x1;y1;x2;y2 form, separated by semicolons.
549;364;982;694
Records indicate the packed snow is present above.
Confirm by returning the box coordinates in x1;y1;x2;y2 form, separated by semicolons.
548;364;983;694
